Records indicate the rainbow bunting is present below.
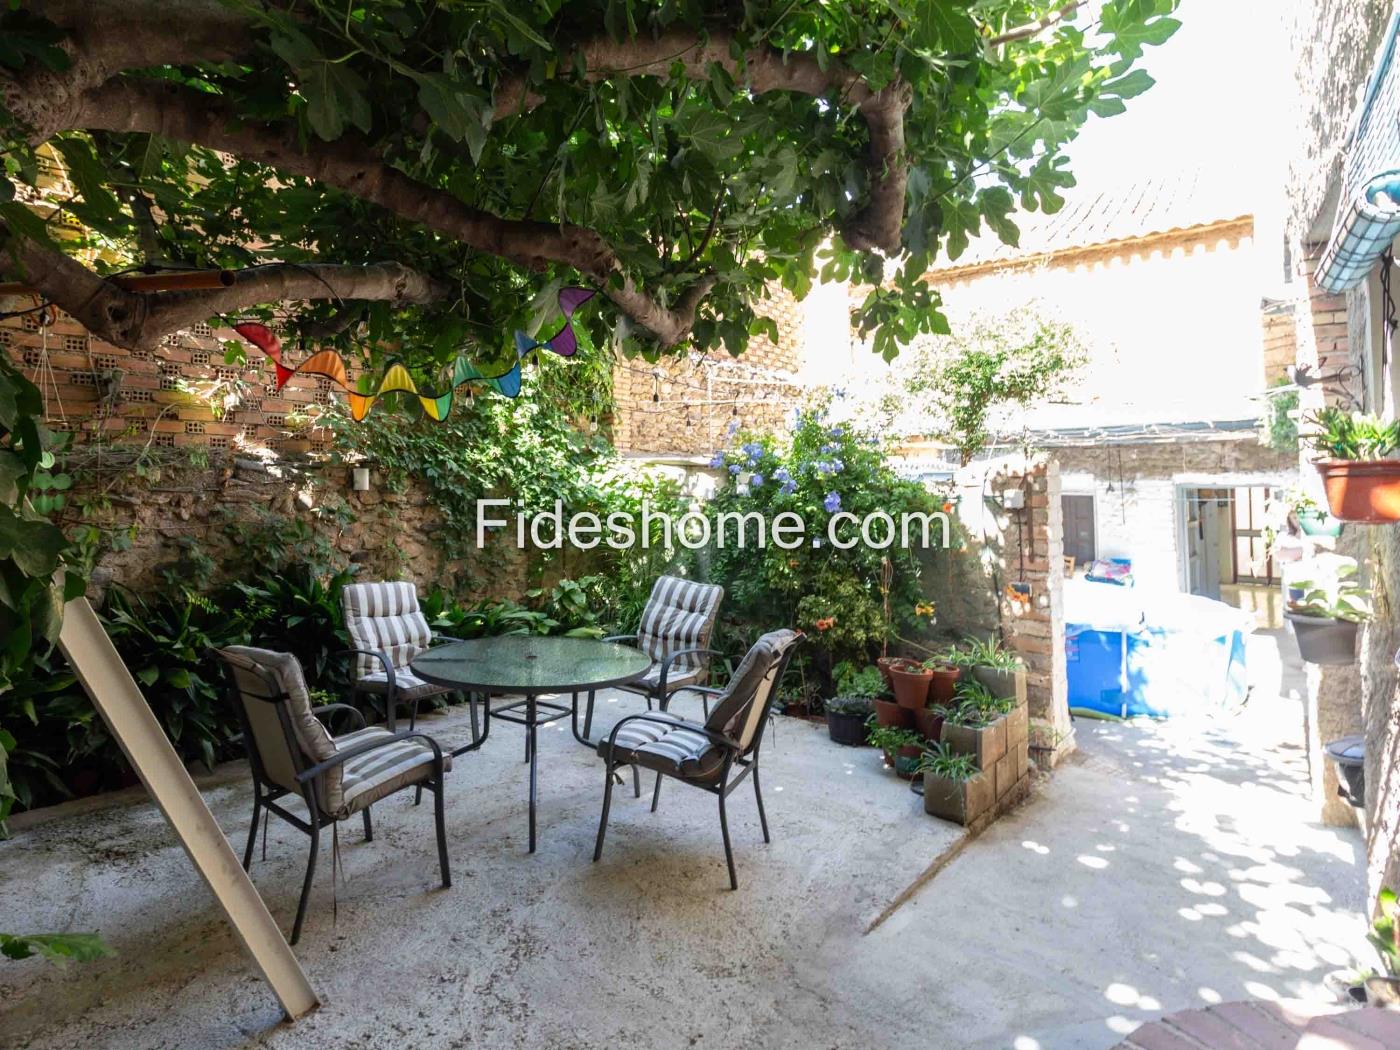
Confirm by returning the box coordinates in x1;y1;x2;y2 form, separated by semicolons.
232;287;596;422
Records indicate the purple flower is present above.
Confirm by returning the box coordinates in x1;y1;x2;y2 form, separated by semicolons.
830;458;844;472
780;480;797;495
774;467;792;483
728;464;742;475
829;426;844;437
750;473;764;487
709;451;726;468
725;418;740;437
824;491;841;513
820;443;839;454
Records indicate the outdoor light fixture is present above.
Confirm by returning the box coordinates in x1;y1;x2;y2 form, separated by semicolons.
352;466;371;491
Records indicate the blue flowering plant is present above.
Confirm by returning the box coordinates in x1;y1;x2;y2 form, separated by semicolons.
704;401;940;677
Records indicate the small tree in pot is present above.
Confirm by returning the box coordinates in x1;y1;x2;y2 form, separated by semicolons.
1285;555;1371;665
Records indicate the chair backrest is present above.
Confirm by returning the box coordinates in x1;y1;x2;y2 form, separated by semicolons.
215;646;345;815
705;629;802;753
636;576;724;676
341;581;433;680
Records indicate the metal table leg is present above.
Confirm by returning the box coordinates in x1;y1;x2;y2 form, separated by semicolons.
527;692;538;854
451;691;492;757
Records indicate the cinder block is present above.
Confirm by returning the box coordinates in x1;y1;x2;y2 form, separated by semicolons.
993;749;1016;799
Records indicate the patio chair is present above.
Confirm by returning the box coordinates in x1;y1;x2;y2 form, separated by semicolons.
584;576;725;736
593;628;801;890
342;580;476;735
215;645;452;944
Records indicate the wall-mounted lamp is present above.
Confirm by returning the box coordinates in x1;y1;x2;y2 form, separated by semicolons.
351;466;371;492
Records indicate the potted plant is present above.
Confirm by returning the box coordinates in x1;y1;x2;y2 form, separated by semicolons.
1305;408;1400;523
937;681;1017;768
887;657;934;710
923;653;962;704
1284;556;1371;665
866;723;924;778
825;695;874;746
872;689;910;729
916;743;995;825
958;636;1023;698
910;703;944;743
1355;888;1400;1005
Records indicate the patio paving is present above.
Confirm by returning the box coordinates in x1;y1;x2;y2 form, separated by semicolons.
0;630;1374;1049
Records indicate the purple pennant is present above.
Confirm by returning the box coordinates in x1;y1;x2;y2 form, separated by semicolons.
516;286;597;359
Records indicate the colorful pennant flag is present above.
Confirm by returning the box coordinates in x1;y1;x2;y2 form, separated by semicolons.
232;287;596;422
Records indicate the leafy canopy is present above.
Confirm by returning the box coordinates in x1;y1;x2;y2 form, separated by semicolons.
0;0;1179;372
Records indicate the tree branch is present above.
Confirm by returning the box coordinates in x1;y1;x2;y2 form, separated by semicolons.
492;30;912;254
0;220;444;349
68;77;712;345
986;2;1084;46
2;0;249;142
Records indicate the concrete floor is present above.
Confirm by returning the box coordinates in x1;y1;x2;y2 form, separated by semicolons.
0;631;1371;1050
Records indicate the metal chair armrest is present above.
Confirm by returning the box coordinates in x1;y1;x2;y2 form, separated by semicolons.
658;646;728;695
311;703;367;731
338;648;396;694
296;730;444;784
431;631;465;644
603;712;742;756
603;633;638;646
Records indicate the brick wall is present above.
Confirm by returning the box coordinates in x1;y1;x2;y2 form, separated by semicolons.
610;285;807;456
0;309;343;453
993;458;1073;765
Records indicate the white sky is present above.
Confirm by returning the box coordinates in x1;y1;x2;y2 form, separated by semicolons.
1063;0;1289;195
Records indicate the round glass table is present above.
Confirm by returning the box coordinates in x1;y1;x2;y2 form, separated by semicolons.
411;636;653;853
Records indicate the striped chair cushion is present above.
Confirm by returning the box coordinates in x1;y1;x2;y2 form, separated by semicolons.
219;646;343;809
596;713;724;782
617;661;704;698
636;576;724;680
342;581;433;681
705;629;801;751
355;668;449;701
331;726;450;818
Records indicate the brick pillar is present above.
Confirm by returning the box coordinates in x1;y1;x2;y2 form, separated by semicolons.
995;457;1074;766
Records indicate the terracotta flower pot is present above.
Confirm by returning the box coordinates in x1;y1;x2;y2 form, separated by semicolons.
876;656;900;691
1315;458;1400;523
890;665;934;709
911;707;944;743
873;697;912;729
927;664;962;704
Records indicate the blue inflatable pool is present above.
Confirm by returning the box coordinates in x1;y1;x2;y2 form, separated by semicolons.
1065;580;1253;720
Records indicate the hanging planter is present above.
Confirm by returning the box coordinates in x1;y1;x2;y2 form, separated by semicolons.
1295;505;1343;537
1304;408;1400;523
1285;611;1359;664
1315;459;1400;523
1285;555;1371;665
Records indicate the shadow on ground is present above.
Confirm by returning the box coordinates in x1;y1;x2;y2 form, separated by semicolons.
0;631;1369;1049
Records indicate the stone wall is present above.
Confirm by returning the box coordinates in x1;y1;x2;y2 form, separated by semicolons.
1054;437;1297;593
610;285;807;455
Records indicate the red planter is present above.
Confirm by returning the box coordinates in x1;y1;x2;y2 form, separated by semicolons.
927;664;962;703
873;697;912;729
890;665;934;709
1316;459;1400;523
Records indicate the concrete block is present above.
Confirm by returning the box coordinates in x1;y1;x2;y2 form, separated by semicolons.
923;770;995;826
941;715;1007;770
